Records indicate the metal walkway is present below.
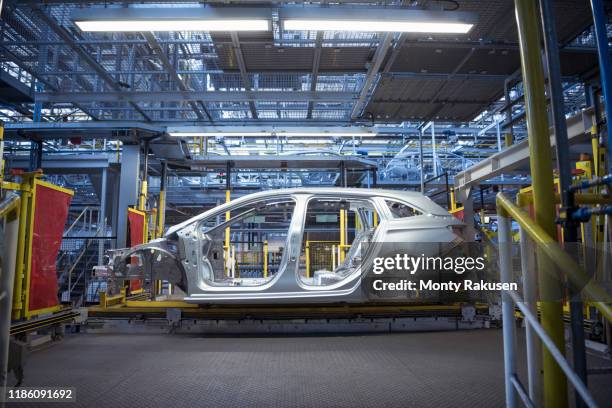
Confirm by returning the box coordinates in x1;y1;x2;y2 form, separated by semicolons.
8;330;612;408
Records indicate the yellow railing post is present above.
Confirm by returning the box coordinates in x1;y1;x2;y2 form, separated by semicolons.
305;241;310;278
263;240;268;278
224;190;231;276
514;1;567;406
138;178;149;244
157;191;166;239
339;209;346;263
11;174;36;320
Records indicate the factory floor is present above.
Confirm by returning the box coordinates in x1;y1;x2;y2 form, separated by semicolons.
10;329;612;408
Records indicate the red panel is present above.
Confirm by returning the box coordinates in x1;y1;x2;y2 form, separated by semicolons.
451;209;464;221
127;210;145;291
127;210;144;246
29;184;72;312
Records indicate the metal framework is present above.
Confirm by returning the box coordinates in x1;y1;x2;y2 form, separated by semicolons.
0;1;601;124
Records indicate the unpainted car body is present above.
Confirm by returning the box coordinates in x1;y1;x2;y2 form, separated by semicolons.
109;188;463;303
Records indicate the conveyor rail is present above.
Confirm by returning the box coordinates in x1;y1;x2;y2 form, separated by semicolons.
10;309;79;335
87;302;491;320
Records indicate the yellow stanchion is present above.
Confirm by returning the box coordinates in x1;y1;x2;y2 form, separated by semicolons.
225;190;231;277
305;241;310;278
339;209;346;263
514;0;568;405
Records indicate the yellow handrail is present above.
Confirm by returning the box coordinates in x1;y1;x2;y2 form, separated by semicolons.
0;193;20;218
496;192;612;323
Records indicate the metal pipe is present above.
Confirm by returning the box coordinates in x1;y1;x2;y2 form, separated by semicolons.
568;174;612;192
514;1;567;405
539;0;587;402
498;212;517;408
510;375;536;408
519;227;542;405
0;195;20;408
496;118;502;152
589;0;612;172
430;122;438;177
509;291;599;408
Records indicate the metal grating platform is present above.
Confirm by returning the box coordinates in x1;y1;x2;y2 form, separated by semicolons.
8;330;612;407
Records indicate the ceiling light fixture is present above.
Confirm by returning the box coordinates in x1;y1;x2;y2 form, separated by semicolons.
73;7;271;32
168;131;378;137
280;8;476;33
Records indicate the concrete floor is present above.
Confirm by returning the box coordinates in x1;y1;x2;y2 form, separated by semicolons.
9;329;612;408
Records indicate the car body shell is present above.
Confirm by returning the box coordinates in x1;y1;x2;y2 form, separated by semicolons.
113;188;463;304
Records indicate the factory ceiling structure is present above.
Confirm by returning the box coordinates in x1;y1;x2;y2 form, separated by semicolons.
0;0;601;129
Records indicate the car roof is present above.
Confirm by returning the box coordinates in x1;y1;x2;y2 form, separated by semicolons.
166;187;450;236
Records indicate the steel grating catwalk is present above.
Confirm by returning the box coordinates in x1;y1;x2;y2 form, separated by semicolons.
9;330;612;408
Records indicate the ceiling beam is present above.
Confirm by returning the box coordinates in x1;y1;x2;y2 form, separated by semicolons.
33;7;152;122
143;32;211;121
0;8;102;120
35;91;357;103
425;47;477;120
230;32;258;119
372;98;493;105
351;33;394;120
307;32;323;119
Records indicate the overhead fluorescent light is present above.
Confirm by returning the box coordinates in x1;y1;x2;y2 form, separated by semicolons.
170;132;274;137
76;20;269;32
73;7;271;32
169;131;378;137
283;21;472;33
280;8;476;33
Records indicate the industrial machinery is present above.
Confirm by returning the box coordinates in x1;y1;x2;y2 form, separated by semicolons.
105;188;464;303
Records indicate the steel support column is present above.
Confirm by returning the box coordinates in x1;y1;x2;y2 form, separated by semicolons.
28;140;42;171
98;167;107;265
351;33;393;119
419;129;424;193
589;0;612;171
157;160;167;238
515;1;567;407
116;145;140;248
539;2;587;406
